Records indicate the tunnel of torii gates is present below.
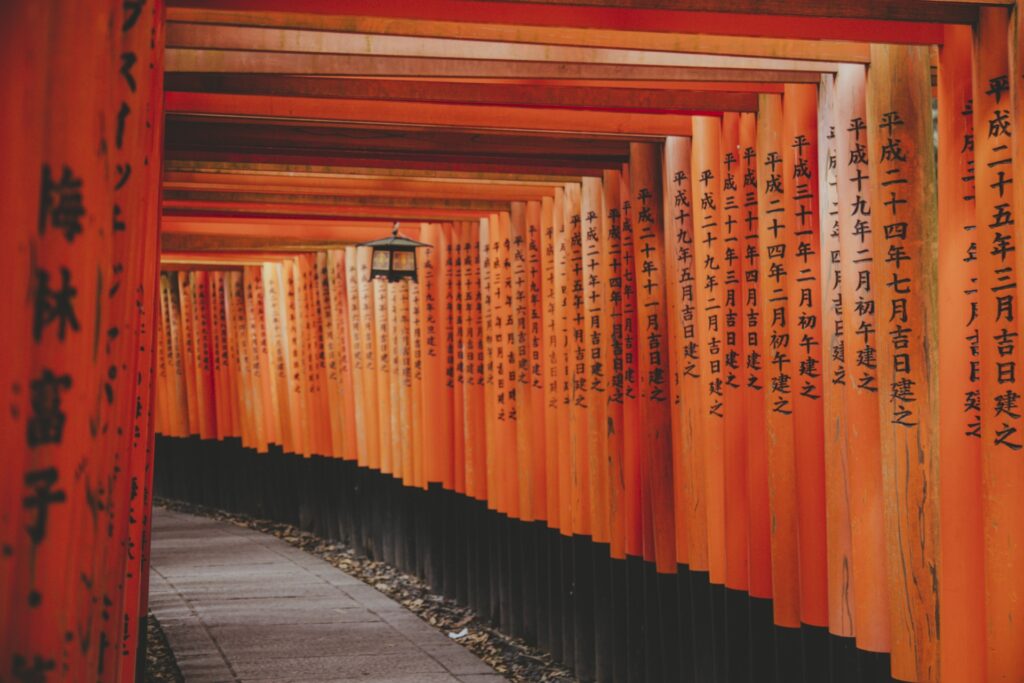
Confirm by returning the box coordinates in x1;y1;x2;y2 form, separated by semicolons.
9;1;1024;683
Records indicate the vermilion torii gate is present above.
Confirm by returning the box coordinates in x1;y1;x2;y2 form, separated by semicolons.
3;2;1024;682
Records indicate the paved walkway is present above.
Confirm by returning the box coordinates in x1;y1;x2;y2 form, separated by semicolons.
149;507;502;683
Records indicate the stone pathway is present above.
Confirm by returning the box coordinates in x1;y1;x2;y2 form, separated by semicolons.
149;507;503;683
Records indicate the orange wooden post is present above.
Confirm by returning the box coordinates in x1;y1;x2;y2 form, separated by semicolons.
543;197;560;530
566;185;590;539
541;195;561;532
974;8;1024;680
254;266;276;452
834;63;891;654
782;83;829;630
493;212;517;515
867;43;941;683
630;142;676;574
359;247;382;469
583;177;608;542
510;203;535;520
208;271;228;440
179;273;200;436
739;112;772;601
818;72;856;639
526;202;547;521
691;116;727;586
346;248;368;464
450;225;466;491
396;279;414;482
464;222;487;499
320;252;338;454
418;225;452;485
409;248;425;485
602;171;627;561
756;92;801;630
481;215;499;509
665;136;704;573
386;278;402;477
0;1;47;653
557;189;575;537
267;263;292;448
331;250;360;460
719;112;749;595
620;165;643;560
937;24;985;681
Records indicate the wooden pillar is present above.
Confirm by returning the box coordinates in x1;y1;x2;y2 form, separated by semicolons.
630;142;676;574
866;43;940;683
526;202;547;523
974;8;1024;680
692;117;727;587
739;112;772;602
756;92;801;631
419;225;452;485
602;171;627;562
818;71;856;640
783;83;829;631
540;195;560;532
938;24;985;682
664;136;701;571
719;112;749;596
583;176;608;543
833;63;892;656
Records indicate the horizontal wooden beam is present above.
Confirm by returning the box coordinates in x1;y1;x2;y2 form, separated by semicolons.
165;74;758;113
166;22;838;73
167;8;873;63
164;171;559;200
165;159;581;183
167;149;613;176
165;201;492;221
167;92;695;136
166;0;953;42
166;49;821;83
165;189;509;211
453;0;984;23
360;77;787;93
165;119;631;167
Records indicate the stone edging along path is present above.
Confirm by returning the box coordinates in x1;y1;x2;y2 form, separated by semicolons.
153;498;573;682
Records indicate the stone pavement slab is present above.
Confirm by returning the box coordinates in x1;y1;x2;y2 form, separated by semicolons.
150;507;501;683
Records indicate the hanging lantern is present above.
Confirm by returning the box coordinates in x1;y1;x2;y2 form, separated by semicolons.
360;222;432;283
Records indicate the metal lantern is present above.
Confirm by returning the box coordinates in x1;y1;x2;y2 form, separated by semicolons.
360;222;431;283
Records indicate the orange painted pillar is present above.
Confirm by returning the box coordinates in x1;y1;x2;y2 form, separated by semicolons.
664;136;701;571
867;43;941;683
818;73;855;639
974;8;1024;680
567;185;591;539
557;188;575;536
782;83;828;630
691;117;727;585
756;93;801;630
526;202;547;521
601;171;627;561
511;202;535;520
418;225;452;484
583;177;608;541
630;142;676;574
481;215;500;510
620;165;643;560
739;112;772;601
937;24;985;681
834;63;891;655
719;112;749;595
541;195;562;531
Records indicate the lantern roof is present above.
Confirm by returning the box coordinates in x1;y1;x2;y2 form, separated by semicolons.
360;224;432;250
